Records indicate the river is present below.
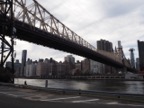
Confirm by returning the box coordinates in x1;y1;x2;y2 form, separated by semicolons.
14;78;144;94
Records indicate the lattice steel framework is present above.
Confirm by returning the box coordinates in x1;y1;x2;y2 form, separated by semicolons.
0;0;131;71
0;0;15;74
13;0;128;64
13;0;96;50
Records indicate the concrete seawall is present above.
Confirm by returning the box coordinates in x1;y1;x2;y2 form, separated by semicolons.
0;82;144;103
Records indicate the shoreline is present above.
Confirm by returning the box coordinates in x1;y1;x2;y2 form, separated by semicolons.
15;76;144;81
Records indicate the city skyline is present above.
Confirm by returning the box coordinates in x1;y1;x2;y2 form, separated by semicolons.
12;0;144;62
13;39;140;64
11;50;122;78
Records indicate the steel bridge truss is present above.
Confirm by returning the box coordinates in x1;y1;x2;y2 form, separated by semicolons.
0;0;15;74
0;0;131;70
13;0;130;65
13;0;96;50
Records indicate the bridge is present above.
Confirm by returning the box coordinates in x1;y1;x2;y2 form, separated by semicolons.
0;0;133;75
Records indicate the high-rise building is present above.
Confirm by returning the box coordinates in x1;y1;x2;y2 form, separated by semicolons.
25;59;37;77
21;50;27;76
56;61;67;77
6;60;21;77
64;55;75;64
14;60;21;77
129;48;135;68
136;58;140;71
138;40;144;71
36;58;57;78
97;39;113;52
96;39;113;74
118;41;122;49
90;60;101;74
117;41;123;61
81;59;90;75
36;62;47;77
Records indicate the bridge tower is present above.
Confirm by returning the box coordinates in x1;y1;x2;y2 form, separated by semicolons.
117;41;128;73
0;0;15;82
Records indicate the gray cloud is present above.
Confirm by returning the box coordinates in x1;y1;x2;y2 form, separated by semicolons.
98;0;144;17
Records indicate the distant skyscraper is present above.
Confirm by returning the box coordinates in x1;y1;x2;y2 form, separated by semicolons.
118;41;122;49
97;39;113;52
22;50;27;65
136;58;140;71
21;50;27;76
138;40;144;71
64;55;75;64
117;41;123;55
96;39;113;74
129;48;135;68
14;60;21;77
6;60;21;77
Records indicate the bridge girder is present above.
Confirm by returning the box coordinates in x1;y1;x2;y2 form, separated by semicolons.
12;0;124;63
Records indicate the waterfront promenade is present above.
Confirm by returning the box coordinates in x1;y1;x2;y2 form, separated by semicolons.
0;83;144;108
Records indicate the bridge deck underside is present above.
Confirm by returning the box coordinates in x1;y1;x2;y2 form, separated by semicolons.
15;21;123;67
0;16;134;71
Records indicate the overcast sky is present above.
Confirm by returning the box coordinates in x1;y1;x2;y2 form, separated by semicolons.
13;0;144;62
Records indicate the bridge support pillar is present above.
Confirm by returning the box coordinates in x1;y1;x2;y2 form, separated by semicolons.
0;0;15;83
